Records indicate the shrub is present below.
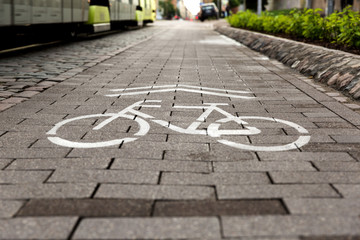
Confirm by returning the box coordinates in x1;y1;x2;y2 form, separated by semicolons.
227;7;360;48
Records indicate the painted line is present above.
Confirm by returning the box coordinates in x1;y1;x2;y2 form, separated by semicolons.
106;88;255;99
110;84;252;94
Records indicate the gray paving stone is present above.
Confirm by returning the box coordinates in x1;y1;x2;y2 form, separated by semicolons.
161;172;269;185
222;216;360;237
270;172;360;184
68;146;164;159
17;199;152;217
0;148;70;158
0;159;12;169
73;217;221;239
7;158;111;170
0;217;78;239
154;199;287;216
214;161;315;172
300;236;360;240
257;152;355;161
164;149;257;161
111;158;211;172
0;200;24;218
217;184;339;199
313;161;360;171
0;170;52;183
332;135;360;143
284;198;360;216
48;169;159;184
0;183;96;199
95;184;215;200
334;184;360;198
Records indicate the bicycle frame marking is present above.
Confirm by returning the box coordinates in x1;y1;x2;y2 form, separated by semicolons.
47;100;311;151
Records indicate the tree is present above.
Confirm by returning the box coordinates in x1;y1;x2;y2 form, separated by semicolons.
159;0;176;20
245;0;268;11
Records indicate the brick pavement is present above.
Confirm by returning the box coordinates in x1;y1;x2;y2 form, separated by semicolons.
1;20;360;239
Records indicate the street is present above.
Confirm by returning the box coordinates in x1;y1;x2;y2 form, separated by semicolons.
1;20;360;239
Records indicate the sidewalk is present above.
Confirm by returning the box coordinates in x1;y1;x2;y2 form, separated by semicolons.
1;20;360;239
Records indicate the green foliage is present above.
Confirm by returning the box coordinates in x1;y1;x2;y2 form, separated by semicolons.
159;0;176;20
228;0;240;8
227;6;360;48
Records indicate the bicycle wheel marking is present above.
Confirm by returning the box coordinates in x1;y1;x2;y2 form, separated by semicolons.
47;113;150;149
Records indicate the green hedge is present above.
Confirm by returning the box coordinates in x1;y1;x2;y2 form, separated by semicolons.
228;7;360;48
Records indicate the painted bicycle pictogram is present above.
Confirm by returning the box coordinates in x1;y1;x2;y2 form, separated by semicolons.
47;85;311;152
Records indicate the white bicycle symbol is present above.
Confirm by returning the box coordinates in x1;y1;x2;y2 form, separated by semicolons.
47;100;311;152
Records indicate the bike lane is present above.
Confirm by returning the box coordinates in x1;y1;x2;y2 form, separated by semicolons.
1;21;360;239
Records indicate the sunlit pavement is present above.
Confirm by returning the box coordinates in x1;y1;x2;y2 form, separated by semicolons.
1;20;360;239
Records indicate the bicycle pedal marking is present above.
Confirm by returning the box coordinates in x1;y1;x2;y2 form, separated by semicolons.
105;84;255;99
47;87;312;151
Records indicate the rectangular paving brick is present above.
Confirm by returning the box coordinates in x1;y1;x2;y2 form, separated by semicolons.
0;170;52;184
154;199;287;216
0;159;12;169
313;161;360;171
284;198;360;216
68;147;164;159
7;158;111;170
17;199;152;217
217;184;339;199
270;172;360;184
48;169;159;184
334;184;360;198
0;200;24;218
301;236;360;240
161;172;269;185
73;217;221;239
0;183;96;199
95;184;215;200
111;159;211;172
214;161;315;172
257;152;355;161
0;148;71;159
331;135;360;143
222;216;360;237
0;217;78;239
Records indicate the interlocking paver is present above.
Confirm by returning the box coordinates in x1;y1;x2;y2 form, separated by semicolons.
154;200;287;216
313;161;360;171
161;172;269;185
0;170;52;184
0;217;78;239
111;158;212;172
284;198;360;216
270;172;360;184
17;199;153;217
0;183;96;199
73;217;221;240
213;161;316;172
0;200;24;218
48;169;159;184
222;216;360;237
217;184;339;199
6;158;111;170
333;184;360;198
95;184;215;200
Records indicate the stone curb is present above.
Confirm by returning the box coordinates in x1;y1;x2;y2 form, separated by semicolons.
214;23;360;100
